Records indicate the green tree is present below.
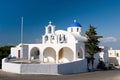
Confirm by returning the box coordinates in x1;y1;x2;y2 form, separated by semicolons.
0;45;13;68
85;25;102;70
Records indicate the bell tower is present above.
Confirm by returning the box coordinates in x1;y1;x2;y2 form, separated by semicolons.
45;21;55;34
42;21;56;44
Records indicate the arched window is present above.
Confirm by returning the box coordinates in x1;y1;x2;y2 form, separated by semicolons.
48;26;52;33
59;34;66;43
77;28;79;32
116;53;119;57
51;35;54;40
78;47;84;58
45;36;48;41
78;52;80;58
30;47;40;60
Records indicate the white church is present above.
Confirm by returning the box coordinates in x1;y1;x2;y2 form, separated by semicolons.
2;20;108;74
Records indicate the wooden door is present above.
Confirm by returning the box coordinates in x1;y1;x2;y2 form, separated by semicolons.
18;50;20;59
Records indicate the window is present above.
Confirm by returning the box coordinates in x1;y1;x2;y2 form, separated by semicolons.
51;35;54;40
78;52;82;58
78;52;80;58
59;34;66;43
77;28;79;32
59;34;62;41
48;26;52;33
78;48;83;58
63;35;66;41
116;53;119;57
45;36;48;41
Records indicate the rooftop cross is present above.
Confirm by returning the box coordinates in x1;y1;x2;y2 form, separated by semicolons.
74;20;76;22
49;21;52;25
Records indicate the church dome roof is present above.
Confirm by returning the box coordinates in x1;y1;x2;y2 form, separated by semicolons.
70;20;82;27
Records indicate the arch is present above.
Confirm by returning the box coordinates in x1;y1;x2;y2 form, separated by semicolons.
58;47;74;63
43;47;56;63
48;26;52;33
30;47;40;60
77;47;84;58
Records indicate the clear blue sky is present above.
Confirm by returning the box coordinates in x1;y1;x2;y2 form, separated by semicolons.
0;0;120;49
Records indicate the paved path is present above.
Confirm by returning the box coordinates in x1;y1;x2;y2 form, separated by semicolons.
0;70;120;80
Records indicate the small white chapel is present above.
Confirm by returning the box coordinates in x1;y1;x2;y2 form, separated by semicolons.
2;20;108;74
10;20;87;63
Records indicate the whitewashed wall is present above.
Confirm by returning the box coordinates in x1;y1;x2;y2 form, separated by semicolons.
58;59;87;74
11;47;21;58
2;58;87;74
21;64;58;74
2;58;21;73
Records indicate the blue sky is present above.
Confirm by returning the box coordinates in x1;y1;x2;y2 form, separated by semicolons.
0;0;120;49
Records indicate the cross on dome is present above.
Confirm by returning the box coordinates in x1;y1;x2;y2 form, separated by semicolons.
70;20;82;27
74;20;77;22
49;21;52;25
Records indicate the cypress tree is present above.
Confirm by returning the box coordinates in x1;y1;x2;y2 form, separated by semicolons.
85;25;102;70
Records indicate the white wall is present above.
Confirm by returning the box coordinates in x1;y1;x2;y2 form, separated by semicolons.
108;50;120;57
2;58;87;74
11;47;21;58
2;58;21;73
108;50;117;57
108;49;120;65
21;64;58;74
58;59;87;74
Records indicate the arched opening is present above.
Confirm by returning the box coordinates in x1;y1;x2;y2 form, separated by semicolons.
43;47;56;63
48;26;52;33
58;47;73;63
30;47;40;60
77;47;84;58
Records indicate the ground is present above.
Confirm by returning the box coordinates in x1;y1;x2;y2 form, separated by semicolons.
0;69;120;80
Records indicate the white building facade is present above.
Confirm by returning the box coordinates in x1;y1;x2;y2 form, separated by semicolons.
2;20;108;74
108;48;120;66
10;20;86;64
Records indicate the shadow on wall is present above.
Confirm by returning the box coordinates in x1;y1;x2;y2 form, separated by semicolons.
58;60;87;74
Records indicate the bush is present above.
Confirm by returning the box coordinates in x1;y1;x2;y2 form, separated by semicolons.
0;45;13;68
97;61;107;70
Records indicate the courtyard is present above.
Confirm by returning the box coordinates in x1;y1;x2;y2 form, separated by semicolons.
0;69;120;80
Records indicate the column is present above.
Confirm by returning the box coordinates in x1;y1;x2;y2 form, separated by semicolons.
56;51;59;64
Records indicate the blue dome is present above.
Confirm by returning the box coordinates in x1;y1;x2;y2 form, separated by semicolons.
70;20;82;27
